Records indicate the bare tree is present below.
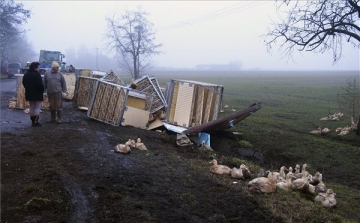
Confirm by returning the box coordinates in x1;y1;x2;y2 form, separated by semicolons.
264;0;360;134
264;0;360;62
0;0;30;70
337;79;360;127
106;8;162;79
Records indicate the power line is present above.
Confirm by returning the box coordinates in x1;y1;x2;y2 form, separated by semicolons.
156;1;269;31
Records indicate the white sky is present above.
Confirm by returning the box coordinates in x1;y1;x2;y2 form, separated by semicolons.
20;1;360;70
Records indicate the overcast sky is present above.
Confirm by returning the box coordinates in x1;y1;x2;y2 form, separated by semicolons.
20;1;359;71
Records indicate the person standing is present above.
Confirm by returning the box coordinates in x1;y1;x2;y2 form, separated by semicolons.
43;61;67;124
22;62;44;127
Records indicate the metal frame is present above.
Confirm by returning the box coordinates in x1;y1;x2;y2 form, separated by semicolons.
87;80;129;126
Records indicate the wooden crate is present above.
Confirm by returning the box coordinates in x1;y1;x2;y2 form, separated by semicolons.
73;76;98;108
122;90;153;129
134;75;167;113
75;69;92;77
165;79;223;128
87;81;127;126
14;75;50;110
101;71;125;86
63;73;77;100
87;80;153;127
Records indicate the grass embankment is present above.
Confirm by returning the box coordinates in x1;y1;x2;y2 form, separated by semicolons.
146;70;360;222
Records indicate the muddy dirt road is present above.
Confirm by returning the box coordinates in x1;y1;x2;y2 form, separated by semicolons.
1;83;283;223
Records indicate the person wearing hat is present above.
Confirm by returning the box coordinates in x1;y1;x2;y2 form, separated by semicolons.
22;62;44;127
43;61;67;123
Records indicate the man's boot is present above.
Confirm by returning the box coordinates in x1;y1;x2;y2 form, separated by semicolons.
50;110;56;122
30;116;36;126
56;110;62;124
33;115;42;127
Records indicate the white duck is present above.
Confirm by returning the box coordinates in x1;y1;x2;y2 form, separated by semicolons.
277;172;296;191
288;166;293;174
248;172;279;193
135;138;148;151
315;189;337;208
316;179;327;193
309;172;322;186
209;159;232;175
278;166;288;182
114;144;131;154
338;126;350;136
294;164;305;179
231;164;251;180
321;127;330;134
199;141;213;152
292;171;310;191
294;164;300;174
125;139;136;148
309;127;322;135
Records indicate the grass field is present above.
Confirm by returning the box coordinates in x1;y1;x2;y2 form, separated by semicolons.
120;70;359;222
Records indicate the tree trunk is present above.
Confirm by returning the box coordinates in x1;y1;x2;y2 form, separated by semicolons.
133;56;138;80
357;115;360;135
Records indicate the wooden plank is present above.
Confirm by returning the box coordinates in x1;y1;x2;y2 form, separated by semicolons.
126;96;146;110
122;107;150;129
195;86;204;126
203;87;214;123
211;86;223;120
173;82;194;127
169;81;179;123
189;84;197;127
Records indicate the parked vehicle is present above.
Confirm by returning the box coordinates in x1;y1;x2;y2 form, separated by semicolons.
21;50;67;74
6;62;22;78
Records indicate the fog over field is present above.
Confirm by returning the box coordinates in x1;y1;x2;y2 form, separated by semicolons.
18;1;359;72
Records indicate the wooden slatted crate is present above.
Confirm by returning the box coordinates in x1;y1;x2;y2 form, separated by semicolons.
73;76;98;109
87;80;153;128
14;74;77;110
134;75;167;113
165;79;224;128
87;81;127;126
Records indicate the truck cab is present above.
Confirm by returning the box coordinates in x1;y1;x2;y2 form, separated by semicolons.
21;50;66;74
39;50;65;69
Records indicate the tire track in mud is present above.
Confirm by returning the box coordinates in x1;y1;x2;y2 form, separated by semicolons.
61;173;92;223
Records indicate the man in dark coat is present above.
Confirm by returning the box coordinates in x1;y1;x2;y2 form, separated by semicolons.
22;62;44;126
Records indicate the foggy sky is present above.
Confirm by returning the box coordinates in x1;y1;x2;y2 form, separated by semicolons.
20;1;359;71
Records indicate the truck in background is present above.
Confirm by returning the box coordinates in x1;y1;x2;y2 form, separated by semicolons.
21;50;67;74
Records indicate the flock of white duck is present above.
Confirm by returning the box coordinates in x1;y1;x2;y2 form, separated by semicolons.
209;160;336;208
310;114;358;136
114;138;148;154
319;112;344;121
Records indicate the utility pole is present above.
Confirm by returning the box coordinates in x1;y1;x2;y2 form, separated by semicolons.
95;48;99;70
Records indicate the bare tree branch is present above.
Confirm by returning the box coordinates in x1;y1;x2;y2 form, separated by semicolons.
105;7;162;79
264;0;360;63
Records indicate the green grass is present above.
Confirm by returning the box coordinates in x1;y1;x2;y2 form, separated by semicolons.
141;70;359;222
118;70;359;222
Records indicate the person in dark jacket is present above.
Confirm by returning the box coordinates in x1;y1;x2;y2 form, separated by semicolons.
22;62;44;126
